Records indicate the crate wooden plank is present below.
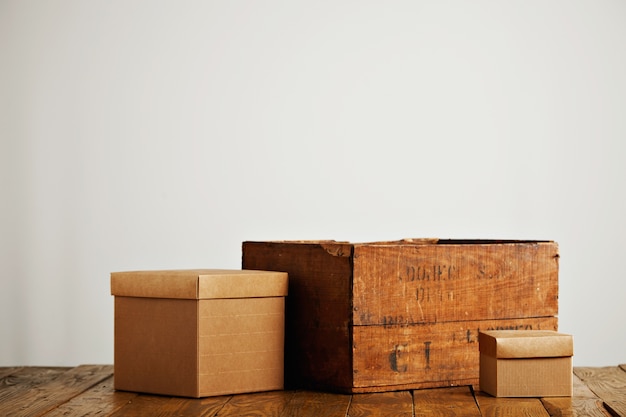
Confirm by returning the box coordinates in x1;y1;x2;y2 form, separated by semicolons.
353;316;557;390
413;386;481;416
0;365;112;417
348;391;413;417
278;391;351;417
475;392;550;417
243;241;354;390
215;390;295;416
43;376;138;417
353;241;559;325
575;367;626;417
541;374;612;417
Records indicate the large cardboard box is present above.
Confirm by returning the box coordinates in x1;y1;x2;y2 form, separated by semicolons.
242;239;559;393
111;269;288;397
479;330;573;397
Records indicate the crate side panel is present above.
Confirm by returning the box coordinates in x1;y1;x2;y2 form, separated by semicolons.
352;242;558;325
242;241;354;390
352;316;558;389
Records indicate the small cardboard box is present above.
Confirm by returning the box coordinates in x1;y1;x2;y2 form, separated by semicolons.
111;269;288;397
479;330;573;397
242;239;559;393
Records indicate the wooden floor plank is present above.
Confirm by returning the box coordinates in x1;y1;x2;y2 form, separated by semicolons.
604;402;626;417
278;390;351;417
0;367;70;413
1;365;625;416
348;391;413;417
0;365;112;417
412;386;480;417
150;395;233;417
0;367;24;381
575;366;626;417
42;375;138;417
214;390;296;417
475;392;550;417
611;367;626;415
541;374;612;417
109;392;232;417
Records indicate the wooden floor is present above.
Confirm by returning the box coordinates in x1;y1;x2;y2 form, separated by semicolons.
1;365;625;416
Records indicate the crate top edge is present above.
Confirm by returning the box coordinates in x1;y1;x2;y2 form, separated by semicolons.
243;239;556;247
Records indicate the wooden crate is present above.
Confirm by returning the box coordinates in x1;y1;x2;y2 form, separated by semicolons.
242;239;559;393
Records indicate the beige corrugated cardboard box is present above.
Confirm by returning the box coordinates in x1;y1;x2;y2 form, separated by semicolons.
479;330;573;397
111;269;288;398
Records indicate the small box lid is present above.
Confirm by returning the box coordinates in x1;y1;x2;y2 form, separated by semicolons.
479;330;573;359
111;269;288;299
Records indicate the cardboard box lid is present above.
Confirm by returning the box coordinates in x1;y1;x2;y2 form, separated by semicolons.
111;269;288;299
479;330;573;359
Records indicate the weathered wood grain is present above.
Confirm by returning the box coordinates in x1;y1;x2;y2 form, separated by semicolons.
352;241;559;325
0;367;24;381
243;241;354;391
541;374;612;417
475;392;550;417
412;386;481;416
0;367;72;413
352;316;557;390
109;391;231;417
43;376;138;417
278;390;351;417
605;401;626;417
0;365;112;417
2;366;625;416
215;390;295;416
0;367;67;392
575;366;626;417
348;391;414;417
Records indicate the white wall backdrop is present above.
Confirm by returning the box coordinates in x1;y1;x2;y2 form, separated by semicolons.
1;1;625;367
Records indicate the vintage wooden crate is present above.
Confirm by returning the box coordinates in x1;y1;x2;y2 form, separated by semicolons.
242;239;559;393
